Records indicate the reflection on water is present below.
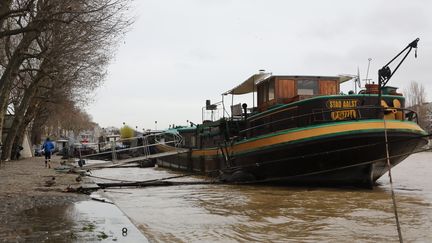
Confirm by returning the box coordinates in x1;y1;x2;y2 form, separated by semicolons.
20;200;147;242
94;153;432;242
19;204;77;242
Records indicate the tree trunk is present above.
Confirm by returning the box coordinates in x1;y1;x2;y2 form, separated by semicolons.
1;73;43;160
13;99;40;159
0;94;9;145
0;27;40;152
0;0;12;30
31;124;43;146
31;107;49;146
9;104;34;160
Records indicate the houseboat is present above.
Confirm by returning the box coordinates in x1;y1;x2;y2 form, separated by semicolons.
156;39;428;187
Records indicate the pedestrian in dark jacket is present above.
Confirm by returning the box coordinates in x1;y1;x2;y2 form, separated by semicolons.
42;137;54;168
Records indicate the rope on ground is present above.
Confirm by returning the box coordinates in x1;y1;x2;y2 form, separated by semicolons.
383;118;403;243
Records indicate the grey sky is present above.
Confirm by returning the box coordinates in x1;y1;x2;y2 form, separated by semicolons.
86;0;432;129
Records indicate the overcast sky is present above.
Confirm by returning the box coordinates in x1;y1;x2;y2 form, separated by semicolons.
86;0;432;130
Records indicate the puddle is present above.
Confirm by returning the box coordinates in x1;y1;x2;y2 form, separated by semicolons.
18;199;147;242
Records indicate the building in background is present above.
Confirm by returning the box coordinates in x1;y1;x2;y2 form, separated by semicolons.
1;115;32;159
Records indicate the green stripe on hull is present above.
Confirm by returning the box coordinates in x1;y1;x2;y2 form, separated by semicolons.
236;119;425;145
191;119;425;158
232;128;424;157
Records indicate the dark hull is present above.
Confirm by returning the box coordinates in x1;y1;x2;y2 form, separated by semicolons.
157;130;427;188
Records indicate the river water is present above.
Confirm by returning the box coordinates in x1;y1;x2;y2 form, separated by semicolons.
93;152;432;242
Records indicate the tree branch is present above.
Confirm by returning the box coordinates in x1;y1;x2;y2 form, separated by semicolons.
0;25;38;38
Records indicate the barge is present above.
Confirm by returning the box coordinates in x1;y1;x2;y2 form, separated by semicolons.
156;39;427;187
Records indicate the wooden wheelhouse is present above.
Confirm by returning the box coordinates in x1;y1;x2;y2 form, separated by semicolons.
256;75;341;111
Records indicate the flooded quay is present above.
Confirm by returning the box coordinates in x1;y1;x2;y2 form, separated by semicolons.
89;152;432;242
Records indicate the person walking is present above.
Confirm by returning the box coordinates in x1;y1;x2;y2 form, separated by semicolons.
42;137;54;168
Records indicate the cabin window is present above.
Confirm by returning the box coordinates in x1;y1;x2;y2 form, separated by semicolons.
297;80;318;95
268;80;275;100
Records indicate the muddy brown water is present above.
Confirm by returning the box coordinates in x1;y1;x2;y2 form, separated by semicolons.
90;152;432;242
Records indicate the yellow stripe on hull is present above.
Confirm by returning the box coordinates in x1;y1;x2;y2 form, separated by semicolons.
192;120;425;157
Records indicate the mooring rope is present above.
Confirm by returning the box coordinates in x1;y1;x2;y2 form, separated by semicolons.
89;145;432;189
87;173;195;184
86;174;137;183
383;118;403;243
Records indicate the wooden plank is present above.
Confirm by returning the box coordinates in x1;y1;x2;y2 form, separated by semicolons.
276;79;295;99
319;80;338;95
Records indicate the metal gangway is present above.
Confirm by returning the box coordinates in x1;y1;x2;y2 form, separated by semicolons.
79;132;187;169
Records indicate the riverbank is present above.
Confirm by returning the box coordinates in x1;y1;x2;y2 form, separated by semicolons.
0;156;147;242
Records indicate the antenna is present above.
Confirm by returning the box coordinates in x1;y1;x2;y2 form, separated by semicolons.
364;58;372;84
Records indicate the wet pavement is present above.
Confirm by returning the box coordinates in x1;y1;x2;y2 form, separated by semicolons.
14;197;147;243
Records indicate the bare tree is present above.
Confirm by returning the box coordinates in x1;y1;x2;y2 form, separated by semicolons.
405;81;429;130
1;0;133;160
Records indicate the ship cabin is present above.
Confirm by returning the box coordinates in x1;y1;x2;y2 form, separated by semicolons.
221;72;408;139
236;74;351;138
255;75;341;112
